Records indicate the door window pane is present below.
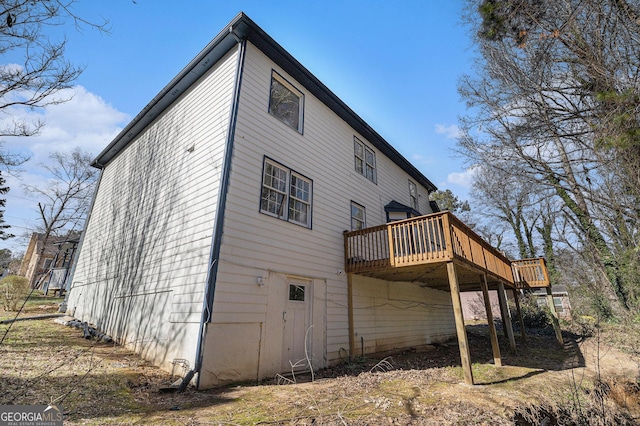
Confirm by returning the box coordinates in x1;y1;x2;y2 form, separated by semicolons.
289;284;305;301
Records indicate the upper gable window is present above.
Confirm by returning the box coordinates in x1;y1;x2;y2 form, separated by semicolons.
269;71;304;132
354;137;376;183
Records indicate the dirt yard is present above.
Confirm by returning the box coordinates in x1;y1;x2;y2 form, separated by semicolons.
1;297;639;425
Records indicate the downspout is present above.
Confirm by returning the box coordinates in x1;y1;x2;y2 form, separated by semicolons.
186;28;247;391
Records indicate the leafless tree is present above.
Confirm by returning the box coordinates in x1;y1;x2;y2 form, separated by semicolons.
0;0;108;138
23;147;97;245
458;0;640;315
0;1;108;238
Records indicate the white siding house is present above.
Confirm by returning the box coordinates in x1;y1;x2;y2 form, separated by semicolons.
66;13;460;389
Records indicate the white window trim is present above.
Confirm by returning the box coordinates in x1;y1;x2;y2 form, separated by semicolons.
351;201;366;231
260;157;312;228
354;137;376;183
409;180;418;211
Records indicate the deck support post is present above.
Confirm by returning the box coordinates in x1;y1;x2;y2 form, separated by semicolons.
497;282;516;353
480;274;502;367
446;262;474;385
512;289;526;341
347;272;355;361
546;287;564;346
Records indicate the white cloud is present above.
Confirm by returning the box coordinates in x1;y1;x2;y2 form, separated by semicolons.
0;86;130;251
1;86;130;165
435;124;461;139
411;153;435;166
446;166;479;188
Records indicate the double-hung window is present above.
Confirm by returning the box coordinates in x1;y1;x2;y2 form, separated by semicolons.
409;180;418;211
269;71;304;132
260;158;312;228
351;202;366;231
354;137;376;183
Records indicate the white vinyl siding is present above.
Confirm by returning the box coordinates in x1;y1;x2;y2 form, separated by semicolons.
203;42;448;383
66;47;240;372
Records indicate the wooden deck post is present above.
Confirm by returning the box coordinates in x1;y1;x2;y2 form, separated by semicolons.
512;289;526;341
497;282;516;353
446;262;474;385
347;272;355;361
546;287;564;346
480;274;502;367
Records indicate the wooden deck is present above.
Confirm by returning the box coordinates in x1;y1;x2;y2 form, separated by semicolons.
344;211;548;291
342;211;557;385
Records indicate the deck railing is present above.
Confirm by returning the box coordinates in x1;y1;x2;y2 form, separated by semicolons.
344;211;514;284
512;258;550;288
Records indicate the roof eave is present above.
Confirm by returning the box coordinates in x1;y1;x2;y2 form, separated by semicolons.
92;12;250;168
92;13;437;193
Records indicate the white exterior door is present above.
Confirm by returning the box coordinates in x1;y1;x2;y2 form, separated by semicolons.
282;279;312;371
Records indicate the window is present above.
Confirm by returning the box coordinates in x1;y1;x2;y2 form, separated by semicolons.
269;71;304;132
408;180;418;210
351;202;366;231
354;137;376;183
260;158;312;228
289;284;306;301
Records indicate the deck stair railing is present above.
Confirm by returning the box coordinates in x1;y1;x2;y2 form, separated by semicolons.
511;258;551;288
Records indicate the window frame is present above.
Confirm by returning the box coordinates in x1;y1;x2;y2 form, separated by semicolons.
268;71;304;133
354;137;376;183
408;180;418;211
288;284;306;302
260;157;312;228
350;201;366;231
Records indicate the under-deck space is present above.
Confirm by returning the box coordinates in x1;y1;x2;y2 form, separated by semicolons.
343;211;557;385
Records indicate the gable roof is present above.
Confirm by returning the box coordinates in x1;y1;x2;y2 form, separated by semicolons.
93;12;437;193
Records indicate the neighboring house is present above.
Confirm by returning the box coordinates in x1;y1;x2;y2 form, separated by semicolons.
461;290;517;321
42;238;80;296
461;291;502;321
65;13;555;389
19;233;68;288
534;286;572;320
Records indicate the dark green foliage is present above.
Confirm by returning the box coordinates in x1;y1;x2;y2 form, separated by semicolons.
429;189;470;214
590;291;615;321
477;0;545;46
518;294;552;329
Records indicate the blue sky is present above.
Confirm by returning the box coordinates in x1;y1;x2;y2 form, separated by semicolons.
1;0;477;253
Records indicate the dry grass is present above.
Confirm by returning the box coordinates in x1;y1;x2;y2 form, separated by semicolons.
1;297;639;425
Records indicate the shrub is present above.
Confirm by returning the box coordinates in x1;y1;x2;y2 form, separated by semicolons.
0;275;29;311
519;294;552;329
